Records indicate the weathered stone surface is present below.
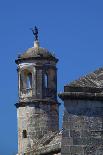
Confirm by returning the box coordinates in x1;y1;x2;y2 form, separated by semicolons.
24;131;62;155
59;67;103;155
58;68;103;101
16;39;60;155
16;33;103;155
17;102;59;154
61;100;103;155
15;45;58;64
68;67;103;88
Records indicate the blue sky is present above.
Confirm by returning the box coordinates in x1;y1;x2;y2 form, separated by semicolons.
0;0;103;154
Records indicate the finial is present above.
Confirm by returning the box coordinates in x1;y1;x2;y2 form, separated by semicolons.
31;26;38;41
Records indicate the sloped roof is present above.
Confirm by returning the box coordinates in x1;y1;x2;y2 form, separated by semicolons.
19;47;55;59
59;67;103;101
67;67;103;88
15;41;58;64
25;131;61;155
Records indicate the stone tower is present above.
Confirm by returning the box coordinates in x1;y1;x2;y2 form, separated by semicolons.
15;28;59;155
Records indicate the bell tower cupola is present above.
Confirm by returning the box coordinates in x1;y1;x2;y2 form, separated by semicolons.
15;27;59;155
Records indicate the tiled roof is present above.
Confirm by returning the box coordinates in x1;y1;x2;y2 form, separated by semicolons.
67;67;103;88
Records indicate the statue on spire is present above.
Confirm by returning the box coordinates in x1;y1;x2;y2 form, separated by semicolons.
31;26;38;41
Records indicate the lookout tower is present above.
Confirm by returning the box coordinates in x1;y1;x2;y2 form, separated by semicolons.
15;27;59;154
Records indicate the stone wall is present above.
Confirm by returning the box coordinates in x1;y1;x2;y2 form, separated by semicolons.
17;102;59;154
16;58;59;155
61;99;103;155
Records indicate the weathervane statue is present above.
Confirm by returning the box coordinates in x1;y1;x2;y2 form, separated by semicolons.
31;26;38;41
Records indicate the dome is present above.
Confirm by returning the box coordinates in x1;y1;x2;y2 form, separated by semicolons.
15;41;58;64
20;47;54;59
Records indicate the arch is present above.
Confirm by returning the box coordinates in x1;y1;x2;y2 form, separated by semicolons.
44;73;48;88
26;72;32;89
20;74;23;91
19;69;32;96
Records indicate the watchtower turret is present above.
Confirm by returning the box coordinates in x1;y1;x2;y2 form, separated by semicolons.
15;28;59;154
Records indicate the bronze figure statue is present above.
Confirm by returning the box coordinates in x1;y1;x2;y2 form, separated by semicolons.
31;26;38;41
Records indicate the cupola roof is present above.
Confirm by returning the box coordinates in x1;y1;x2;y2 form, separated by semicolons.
15;27;58;64
19;41;55;59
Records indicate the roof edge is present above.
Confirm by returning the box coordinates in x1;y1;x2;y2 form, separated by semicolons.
15;56;59;64
58;92;103;101
64;86;103;93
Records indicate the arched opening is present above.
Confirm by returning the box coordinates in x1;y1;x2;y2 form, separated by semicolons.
20;70;32;97
20;74;23;91
26;72;32;96
26;72;32;89
44;74;48;88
